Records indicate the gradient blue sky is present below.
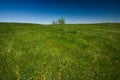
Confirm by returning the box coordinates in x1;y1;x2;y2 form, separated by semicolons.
0;0;120;24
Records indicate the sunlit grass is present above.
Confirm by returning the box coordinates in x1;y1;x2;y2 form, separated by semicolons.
0;23;120;80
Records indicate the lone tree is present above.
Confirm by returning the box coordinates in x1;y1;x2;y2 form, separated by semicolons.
52;18;65;24
58;18;65;24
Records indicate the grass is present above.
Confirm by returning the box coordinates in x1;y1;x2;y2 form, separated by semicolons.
0;23;120;80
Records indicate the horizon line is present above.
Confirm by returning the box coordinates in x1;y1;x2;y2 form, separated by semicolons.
0;21;120;25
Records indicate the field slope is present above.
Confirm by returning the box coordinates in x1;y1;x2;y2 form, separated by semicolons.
0;23;120;80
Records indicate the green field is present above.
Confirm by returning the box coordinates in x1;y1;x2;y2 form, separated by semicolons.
0;23;120;80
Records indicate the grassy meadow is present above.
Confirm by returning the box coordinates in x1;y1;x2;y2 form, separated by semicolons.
0;23;120;80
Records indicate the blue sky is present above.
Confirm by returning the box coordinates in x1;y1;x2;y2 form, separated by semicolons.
0;0;120;24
